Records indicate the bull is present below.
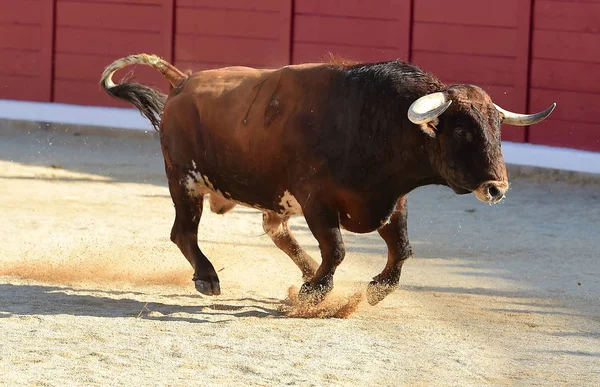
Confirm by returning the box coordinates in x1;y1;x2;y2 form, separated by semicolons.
100;54;555;305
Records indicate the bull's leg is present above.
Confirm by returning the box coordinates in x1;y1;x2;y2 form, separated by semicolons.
168;177;221;296
262;212;319;281
298;203;345;303
367;197;412;305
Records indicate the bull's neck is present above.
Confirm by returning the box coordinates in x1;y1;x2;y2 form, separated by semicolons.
384;120;445;198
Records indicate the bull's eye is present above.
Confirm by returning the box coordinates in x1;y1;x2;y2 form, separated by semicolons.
455;128;473;142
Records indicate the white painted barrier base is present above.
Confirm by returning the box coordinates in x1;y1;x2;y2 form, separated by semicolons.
1;99;599;175
0;99;153;131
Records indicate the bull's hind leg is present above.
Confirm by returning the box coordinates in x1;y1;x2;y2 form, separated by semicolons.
367;197;412;305
167;175;221;296
262;212;319;281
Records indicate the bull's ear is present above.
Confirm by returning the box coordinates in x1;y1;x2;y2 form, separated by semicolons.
408;92;452;137
419;118;439;138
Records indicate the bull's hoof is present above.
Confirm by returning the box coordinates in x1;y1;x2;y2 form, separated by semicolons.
194;279;221;296
298;280;332;304
366;281;397;306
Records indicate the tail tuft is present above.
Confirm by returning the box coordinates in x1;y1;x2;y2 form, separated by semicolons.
100;54;187;131
105;79;166;131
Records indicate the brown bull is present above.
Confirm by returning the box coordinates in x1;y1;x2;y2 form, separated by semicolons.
100;54;555;305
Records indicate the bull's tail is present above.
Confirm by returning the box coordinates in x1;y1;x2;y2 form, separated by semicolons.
100;53;187;130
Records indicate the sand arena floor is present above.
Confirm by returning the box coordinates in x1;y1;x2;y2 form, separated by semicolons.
1;125;599;386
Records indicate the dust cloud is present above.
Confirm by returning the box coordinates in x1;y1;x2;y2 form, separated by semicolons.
0;246;190;287
279;285;365;318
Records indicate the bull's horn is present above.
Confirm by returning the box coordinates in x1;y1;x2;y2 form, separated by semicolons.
408;92;453;124
494;103;556;126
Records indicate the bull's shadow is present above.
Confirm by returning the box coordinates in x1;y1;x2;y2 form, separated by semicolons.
0;283;283;323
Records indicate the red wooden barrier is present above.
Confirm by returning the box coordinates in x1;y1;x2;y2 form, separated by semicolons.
52;0;174;108
174;0;292;72
0;0;54;102
0;0;598;152
292;0;411;64
528;0;600;151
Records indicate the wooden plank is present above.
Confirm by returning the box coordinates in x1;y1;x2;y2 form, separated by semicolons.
176;8;282;39
0;75;44;101
534;0;600;33
529;2;600;148
55;53;110;81
398;0;412;61
294;15;403;49
0;25;42;51
174;0;290;72
54;53;169;93
411;52;516;86
532;30;600;63
161;0;174;63
177;0;280;11
40;0;54;102
514;0;532;141
54;79;130;107
56;1;162;32
0;48;42;77
293;1;411;62
414;0;519;27
530;59;600;94
293;43;400;64
295;0;407;20
530;88;600;124
501;127;526;143
175;35;288;67
529;119;600;152
55;28;162;57
279;0;293;65
51;0;173;106
412;23;517;57
0;1;43;24
0;0;51;102
56;0;163;4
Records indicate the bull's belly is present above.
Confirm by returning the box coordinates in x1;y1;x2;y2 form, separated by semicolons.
183;168;303;216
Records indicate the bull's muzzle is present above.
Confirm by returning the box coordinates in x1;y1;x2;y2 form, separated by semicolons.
474;181;509;204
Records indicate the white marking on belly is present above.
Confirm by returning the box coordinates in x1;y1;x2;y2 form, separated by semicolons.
346;213;352;219
182;169;268;211
279;190;302;216
184;171;220;198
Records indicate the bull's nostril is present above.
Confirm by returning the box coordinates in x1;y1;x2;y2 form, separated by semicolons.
488;185;501;199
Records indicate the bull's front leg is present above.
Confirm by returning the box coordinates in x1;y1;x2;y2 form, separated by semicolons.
298;201;345;304
367;196;413;305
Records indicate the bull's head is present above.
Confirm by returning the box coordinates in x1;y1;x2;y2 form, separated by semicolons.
407;85;555;204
